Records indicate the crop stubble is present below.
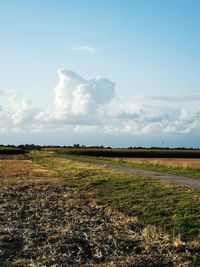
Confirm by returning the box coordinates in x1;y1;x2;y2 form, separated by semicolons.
0;159;199;266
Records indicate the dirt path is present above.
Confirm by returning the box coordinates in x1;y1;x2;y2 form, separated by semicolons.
64;157;200;191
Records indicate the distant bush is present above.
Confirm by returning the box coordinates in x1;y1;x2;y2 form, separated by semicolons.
0;147;26;155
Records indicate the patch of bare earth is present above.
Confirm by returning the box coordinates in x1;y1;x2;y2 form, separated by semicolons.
0;160;199;266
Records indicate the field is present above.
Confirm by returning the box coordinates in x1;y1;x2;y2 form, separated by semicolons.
0;151;199;266
49;148;200;180
0;146;26;155
113;158;200;170
49;147;200;158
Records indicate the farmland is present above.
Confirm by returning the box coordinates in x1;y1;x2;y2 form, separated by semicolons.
114;158;200;170
0;150;199;266
90;157;200;180
0;146;25;155
0;147;26;159
47;148;200;180
49;147;200;158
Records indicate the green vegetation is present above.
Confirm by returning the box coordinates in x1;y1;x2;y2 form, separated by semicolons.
29;151;200;241
48;147;200;158
0;146;26;154
46;148;200;178
47;152;200;180
1;154;199;265
116;159;200;180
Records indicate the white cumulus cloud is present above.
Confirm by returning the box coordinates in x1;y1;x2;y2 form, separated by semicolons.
48;68;115;124
8;95;39;126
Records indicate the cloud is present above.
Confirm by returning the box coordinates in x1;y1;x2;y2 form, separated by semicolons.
139;95;200;102
0;94;41;134
1;68;200;144
71;45;96;54
0;90;7;95
180;107;200;121
47;68;115;124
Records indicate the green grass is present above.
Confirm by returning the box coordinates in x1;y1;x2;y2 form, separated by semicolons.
28;151;200;241
55;153;200;180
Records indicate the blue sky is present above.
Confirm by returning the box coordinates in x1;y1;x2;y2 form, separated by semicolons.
0;0;200;147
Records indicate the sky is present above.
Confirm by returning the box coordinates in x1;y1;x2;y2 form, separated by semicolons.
0;0;200;147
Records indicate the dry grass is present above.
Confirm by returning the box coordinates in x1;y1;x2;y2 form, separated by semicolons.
0;159;199;266
112;157;200;170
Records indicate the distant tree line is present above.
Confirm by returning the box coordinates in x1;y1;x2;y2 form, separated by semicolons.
0;144;199;151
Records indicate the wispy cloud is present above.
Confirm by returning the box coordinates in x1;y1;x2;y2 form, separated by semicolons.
139;95;200;102
70;45;97;54
0;90;7;95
